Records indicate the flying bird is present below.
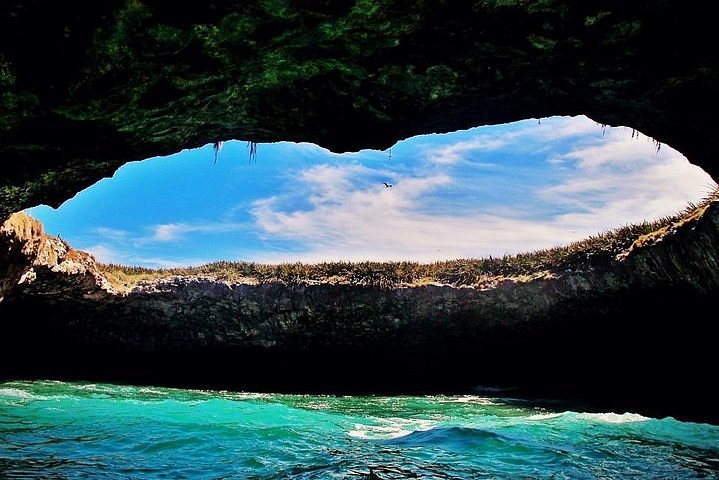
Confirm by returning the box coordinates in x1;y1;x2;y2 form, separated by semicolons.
383;182;393;188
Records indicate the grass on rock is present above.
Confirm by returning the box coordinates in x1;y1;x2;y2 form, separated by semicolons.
99;190;718;289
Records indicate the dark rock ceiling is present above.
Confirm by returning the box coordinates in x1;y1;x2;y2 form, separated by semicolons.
1;1;717;219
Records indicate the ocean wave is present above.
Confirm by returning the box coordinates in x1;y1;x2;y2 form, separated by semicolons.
578;412;651;424
525;412;566;421
2;381;717;479
523;410;650;424
347;417;436;440
386;426;504;446
137;387;169;396
301;400;332;410
435;395;497;405
0;388;46;401
215;391;273;401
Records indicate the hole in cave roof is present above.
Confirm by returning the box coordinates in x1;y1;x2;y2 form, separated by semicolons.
26;115;716;268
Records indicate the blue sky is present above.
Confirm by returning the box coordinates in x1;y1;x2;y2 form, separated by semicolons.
28;115;715;267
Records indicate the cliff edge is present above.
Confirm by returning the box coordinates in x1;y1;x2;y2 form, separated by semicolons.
1;201;719;422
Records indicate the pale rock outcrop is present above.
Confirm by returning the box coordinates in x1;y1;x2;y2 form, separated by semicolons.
0;212;119;303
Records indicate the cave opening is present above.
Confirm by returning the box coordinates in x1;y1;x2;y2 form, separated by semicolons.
4;114;719;423
4;3;719;474
26;115;715;269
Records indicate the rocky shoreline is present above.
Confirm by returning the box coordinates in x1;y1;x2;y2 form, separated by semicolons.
1;202;719;422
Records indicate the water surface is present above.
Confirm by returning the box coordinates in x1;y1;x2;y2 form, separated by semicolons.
1;381;718;478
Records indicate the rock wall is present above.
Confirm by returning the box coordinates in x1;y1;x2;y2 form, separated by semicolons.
2;1;719;217
2;2;719;422
0;212;117;303
1;202;719;421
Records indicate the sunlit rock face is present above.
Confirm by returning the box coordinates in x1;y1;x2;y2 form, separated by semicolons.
1;1;718;218
1;200;719;422
0;212;117;303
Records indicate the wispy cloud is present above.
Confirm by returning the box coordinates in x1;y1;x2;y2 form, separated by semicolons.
429;138;506;165
41;115;713;267
549;133;661;170
252;159;564;261
93;227;130;241
80;220;254;266
419;115;603;166
151;223;186;242
528;115;604;141
126;256;208;269
540;127;716;228
83;243;214;268
250;116;715;262
83;244;120;263
144;221;250;243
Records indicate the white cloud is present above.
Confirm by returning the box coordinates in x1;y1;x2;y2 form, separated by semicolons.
539;127;716;229
93;227;130;241
81;243;214;268
250;116;715;263
420;115;603;167
252;161;580;262
298;163;381;203
125;256;204;269
152;223;186;242
528;115;604;142
64;116;717;266
83;244;121;263
144;221;249;243
550;133;661;170
429;138;506;165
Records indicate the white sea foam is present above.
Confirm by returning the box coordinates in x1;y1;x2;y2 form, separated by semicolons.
138;387;168;396
303;401;332;410
579;412;651;424
524;411;651;423
76;383;115;394
436;395;496;405
76;383;98;390
525;412;566;421
222;392;273;401
348;417;436;440
0;388;44;401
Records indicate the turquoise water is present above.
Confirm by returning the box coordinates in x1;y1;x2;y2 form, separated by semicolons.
1;381;718;479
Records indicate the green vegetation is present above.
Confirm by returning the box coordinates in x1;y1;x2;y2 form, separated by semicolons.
99;191;718;289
